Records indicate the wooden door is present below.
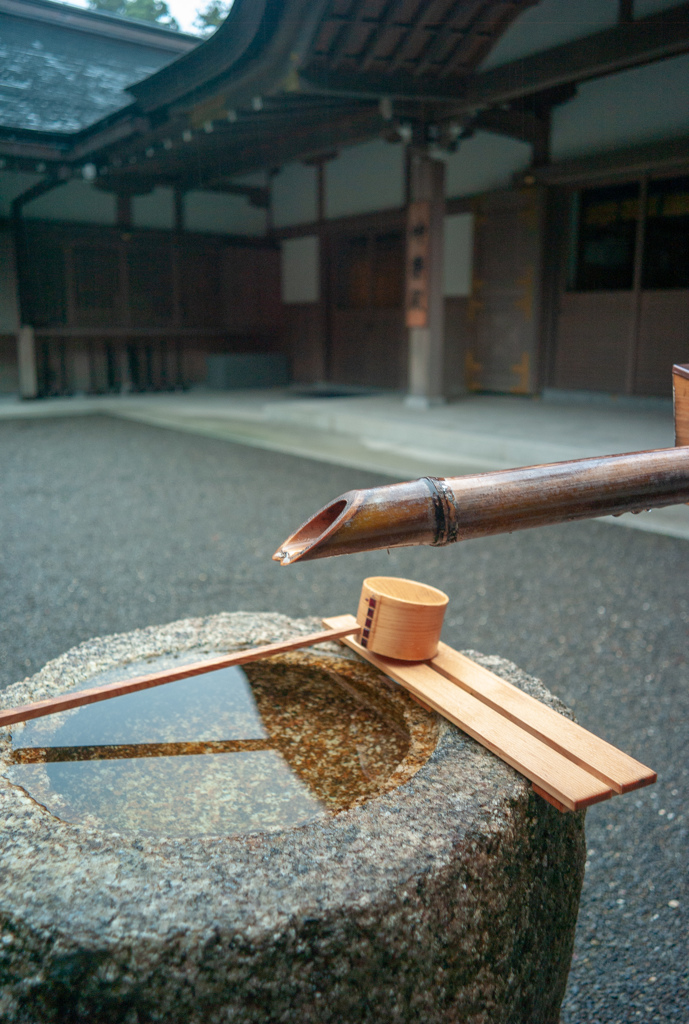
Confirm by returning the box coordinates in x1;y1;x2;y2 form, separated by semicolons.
329;227;406;390
466;189;543;394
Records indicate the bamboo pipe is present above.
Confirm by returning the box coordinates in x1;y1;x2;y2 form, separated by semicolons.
273;447;689;565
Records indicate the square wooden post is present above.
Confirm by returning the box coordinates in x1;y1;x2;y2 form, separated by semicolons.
17;325;38;399
405;151;446;407
673;364;689;446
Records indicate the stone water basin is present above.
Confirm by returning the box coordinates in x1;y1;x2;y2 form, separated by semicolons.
0;613;585;1024
7;648;435;838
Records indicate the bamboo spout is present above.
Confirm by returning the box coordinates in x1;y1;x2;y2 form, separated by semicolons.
273;448;689;565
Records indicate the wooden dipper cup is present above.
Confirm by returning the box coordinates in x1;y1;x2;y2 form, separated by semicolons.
356;577;449;661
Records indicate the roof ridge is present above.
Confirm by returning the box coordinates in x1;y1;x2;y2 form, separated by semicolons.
0;0;201;49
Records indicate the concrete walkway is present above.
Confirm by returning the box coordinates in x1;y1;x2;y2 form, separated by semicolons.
2;386;687;540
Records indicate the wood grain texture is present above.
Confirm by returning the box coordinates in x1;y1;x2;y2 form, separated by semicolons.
673;365;689;446
323;615;614;812
431;643;655;794
532;784;568;812
275;447;689;564
0;624;361;729
356;576;448;660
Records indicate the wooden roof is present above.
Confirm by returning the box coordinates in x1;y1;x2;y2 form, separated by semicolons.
305;0;534;82
0;0;197;134
4;0;689;201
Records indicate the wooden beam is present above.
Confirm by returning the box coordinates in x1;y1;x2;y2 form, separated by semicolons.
299;2;689;104
170;109;385;192
0;137;65;163
524;135;689;186
10;175;66;217
471;107;548;149
452;2;689;92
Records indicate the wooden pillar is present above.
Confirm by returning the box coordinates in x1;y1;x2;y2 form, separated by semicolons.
174;188;185;233
116;194;132;228
405;150;446;407
17;325;38;399
317;158;332;382
625;175;647;395
68;341;91;394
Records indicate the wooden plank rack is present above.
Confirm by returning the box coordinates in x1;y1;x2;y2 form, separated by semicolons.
323;612;656;813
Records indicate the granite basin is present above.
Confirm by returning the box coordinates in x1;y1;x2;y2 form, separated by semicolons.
0;612;586;1024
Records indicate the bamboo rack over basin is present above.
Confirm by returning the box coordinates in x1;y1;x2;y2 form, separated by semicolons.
273;447;689;564
324;613;656;813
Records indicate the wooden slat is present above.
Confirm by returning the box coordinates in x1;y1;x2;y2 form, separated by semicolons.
431;643;656;794
0;624;360;729
323;615;614;812
673;365;689;446
532;784;568;812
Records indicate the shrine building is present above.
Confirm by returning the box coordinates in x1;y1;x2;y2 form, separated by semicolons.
1;0;689;401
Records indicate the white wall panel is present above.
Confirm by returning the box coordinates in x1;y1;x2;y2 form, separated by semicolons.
281;236;319;303
444;132;532;198
326;139;405;219
184;190;267;235
552;53;689;160
232;171;269;186
0;171;42;217
23;180;116;224
480;0;617;69
443;213;473;297
272;162;318;228
0;230;19;332
132;187;175;230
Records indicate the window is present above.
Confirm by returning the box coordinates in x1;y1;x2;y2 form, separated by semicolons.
643;176;689;289
572;184;639;291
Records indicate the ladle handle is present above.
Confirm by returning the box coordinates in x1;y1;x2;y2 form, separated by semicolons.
0;625;360;729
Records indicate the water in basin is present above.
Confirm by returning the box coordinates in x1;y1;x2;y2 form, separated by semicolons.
6;653;413;837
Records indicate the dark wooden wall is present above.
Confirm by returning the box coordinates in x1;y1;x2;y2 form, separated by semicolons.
17;220;283;395
547;179;689;398
0;334;18;393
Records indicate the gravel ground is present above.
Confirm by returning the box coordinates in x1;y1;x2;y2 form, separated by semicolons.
0;414;686;1023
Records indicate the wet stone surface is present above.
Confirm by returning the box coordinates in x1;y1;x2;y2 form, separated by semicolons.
0;613;586;1024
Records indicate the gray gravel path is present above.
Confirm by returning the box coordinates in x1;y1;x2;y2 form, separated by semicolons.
0;414;686;1023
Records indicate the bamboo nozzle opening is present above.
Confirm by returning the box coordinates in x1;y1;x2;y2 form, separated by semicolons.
272;497;349;565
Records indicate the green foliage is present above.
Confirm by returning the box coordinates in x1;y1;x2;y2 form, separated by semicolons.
88;0;179;30
194;0;231;35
